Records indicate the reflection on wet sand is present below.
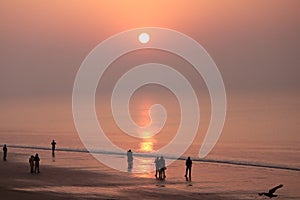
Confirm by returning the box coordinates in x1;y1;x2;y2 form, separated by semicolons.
130;138;156;176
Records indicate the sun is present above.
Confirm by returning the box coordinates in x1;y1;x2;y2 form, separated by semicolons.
138;32;150;44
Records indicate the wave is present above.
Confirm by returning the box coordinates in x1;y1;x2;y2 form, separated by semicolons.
6;144;300;172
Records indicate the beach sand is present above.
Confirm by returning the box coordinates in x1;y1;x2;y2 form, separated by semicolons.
0;151;240;200
1;148;300;200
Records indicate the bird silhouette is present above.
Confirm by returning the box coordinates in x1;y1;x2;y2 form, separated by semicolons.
258;184;283;198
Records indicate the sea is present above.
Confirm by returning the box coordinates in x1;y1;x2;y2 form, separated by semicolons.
0;92;299;199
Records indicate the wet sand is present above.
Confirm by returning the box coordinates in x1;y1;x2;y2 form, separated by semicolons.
0;152;238;200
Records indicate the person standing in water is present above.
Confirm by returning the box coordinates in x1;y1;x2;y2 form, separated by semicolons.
34;153;40;173
185;157;192;181
127;149;133;171
51;140;56;157
29;155;35;173
154;157;159;179
3;144;7;161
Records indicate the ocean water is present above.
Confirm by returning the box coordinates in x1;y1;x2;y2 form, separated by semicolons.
0;92;299;199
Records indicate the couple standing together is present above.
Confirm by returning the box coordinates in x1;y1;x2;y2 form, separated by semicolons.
29;153;40;174
154;156;166;180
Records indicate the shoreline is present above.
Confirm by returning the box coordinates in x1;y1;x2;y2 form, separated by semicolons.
4;144;300;172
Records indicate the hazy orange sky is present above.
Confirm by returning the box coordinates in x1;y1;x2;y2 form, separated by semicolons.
1;0;299;98
0;1;299;146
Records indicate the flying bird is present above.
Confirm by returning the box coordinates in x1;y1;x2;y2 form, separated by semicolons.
258;184;283;198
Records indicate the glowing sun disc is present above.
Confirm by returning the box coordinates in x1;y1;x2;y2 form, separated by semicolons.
138;33;150;44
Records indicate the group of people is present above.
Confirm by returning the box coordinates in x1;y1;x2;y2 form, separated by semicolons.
2;140;57;174
127;149;193;181
3;142;192;181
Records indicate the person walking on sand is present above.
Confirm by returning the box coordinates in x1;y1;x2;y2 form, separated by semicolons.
154;157;159;179
29;155;34;173
34;153;40;173
185;156;192;181
3;144;7;161
51;140;56;157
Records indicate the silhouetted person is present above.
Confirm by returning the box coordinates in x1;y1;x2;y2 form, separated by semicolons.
185;157;192;181
154;157;159;179
3;144;7;161
29;155;34;173
51;140;56;157
34;153;40;173
127;149;133;171
158;156;166;180
258;184;283;198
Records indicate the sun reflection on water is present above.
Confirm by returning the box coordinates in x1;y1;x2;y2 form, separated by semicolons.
139;140;154;152
130;138;156;177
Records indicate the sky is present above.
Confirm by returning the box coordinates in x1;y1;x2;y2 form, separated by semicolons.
0;1;299;148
